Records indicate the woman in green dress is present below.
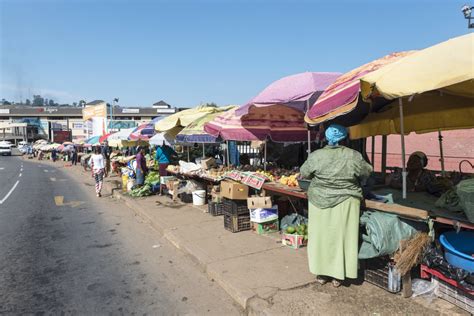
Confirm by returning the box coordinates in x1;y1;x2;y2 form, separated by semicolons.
300;124;372;287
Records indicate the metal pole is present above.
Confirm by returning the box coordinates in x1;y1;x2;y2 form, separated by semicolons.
371;136;375;167
306;100;311;157
202;143;205;158
226;141;230;166
187;145;190;162
399;99;407;199
264;140;267;171
381;135;387;181
307;130;311;157
438;130;445;176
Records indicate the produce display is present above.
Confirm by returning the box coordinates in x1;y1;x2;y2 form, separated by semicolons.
129;184;152;197
144;171;160;186
285;224;308;241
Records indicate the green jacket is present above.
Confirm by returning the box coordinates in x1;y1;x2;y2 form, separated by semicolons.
300;145;373;209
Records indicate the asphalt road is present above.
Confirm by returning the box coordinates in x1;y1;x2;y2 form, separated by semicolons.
0;154;241;315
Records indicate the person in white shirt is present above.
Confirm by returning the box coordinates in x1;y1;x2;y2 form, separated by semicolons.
89;146;105;197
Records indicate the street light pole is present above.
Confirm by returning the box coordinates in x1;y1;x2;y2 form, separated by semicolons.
461;4;474;28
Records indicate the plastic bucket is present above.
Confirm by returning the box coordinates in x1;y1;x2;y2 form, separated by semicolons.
439;231;474;273
192;190;206;206
122;174;129;192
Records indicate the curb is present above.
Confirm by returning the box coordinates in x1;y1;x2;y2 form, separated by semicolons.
102;180;260;309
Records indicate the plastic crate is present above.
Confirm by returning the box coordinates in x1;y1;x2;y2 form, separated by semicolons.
362;258;401;293
224;213;251;233
251;219;279;235
179;192;193;203
433;277;474;313
208;201;225;216
222;198;248;216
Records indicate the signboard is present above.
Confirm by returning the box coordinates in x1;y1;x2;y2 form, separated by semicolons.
82;103;107;120
52;130;72;143
72;123;84;129
225;170;244;181
241;172;267;190
0;109;10;114
122;108;140;114
108;120;137;130
157;108;176;114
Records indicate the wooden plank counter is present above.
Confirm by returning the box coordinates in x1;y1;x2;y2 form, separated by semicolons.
263;183;430;220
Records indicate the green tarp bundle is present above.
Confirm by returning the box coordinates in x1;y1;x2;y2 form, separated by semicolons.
358;211;418;259
457;178;474;223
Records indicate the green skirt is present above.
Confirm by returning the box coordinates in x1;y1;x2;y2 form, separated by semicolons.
307;197;360;280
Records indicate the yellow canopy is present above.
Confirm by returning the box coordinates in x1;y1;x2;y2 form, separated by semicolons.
349;93;474;139
360;33;474;100
155;106;228;133
350;33;474;139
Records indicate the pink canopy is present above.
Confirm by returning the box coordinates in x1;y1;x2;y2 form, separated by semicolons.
204;105;314;142
305;52;413;125
236;72;341;116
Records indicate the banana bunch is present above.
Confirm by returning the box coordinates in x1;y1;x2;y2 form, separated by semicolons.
256;170;274;182
279;173;299;187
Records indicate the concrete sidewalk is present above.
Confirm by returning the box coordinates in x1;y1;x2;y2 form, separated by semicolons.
48;160;464;315
99;175;315;309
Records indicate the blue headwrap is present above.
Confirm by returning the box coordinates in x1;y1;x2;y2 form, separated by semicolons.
325;124;348;145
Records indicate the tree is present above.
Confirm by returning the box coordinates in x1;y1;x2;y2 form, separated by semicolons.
25;99;31;105
1;98;11;105
203;102;217;107
48;99;55;106
32;95;44;106
72;102;78;107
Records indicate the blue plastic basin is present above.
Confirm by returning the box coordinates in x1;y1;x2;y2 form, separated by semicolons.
439;231;474;273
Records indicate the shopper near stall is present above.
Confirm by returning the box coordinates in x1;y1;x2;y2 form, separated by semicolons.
135;146;148;186
300;124;372;287
101;141;110;177
71;146;78;166
89;146;105;197
51;148;57;162
155;141;177;176
389;151;446;196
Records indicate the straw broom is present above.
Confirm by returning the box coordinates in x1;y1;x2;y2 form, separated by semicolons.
394;232;431;276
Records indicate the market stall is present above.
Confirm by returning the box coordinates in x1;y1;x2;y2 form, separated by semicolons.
302;33;474;307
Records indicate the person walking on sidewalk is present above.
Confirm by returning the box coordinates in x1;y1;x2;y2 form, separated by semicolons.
300;124;372;287
89;146;106;197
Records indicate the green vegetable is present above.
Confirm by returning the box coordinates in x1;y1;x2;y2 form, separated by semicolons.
129;184;153;197
286;226;296;234
144;171;160;186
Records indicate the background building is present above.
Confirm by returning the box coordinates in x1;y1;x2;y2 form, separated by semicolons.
0;100;179;143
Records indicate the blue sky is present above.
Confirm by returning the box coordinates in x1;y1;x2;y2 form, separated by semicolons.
0;0;470;108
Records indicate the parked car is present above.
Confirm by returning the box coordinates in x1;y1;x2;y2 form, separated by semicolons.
0;141;12;156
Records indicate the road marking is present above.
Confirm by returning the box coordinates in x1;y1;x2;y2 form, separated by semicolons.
20;168;23;172
19;173;22;177
54;196;84;208
44;169;49;173
0;168;4;170
0;180;20;204
50;177;56;182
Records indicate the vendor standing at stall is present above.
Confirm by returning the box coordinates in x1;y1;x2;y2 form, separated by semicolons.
300;124;372;287
135;146;148;186
155;141;177;176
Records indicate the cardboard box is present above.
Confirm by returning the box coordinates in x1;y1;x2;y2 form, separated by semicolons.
201;157;217;170
247;196;272;209
220;181;248;200
249;207;278;223
251;219;279;235
282;233;307;249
